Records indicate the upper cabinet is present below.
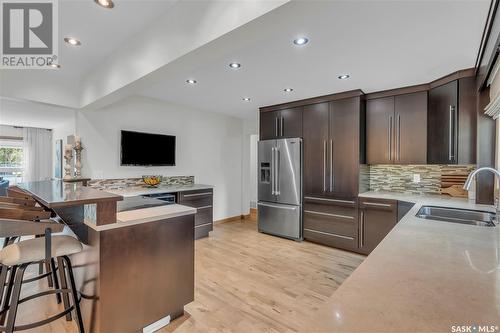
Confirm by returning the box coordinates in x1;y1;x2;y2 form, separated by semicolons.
427;78;476;164
259;107;303;140
366;91;427;164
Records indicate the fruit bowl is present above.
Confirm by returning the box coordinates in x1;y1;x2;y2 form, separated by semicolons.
142;175;162;187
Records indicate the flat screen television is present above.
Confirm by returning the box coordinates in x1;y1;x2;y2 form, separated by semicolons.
120;130;176;166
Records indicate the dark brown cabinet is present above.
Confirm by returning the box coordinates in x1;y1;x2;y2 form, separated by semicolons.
428;78;476;164
259;107;303;140
178;189;213;239
366;92;427;164
358;198;397;255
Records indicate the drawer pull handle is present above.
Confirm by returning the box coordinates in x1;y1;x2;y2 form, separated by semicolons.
304;210;354;220
183;192;212;198
196;205;213;210
304;197;355;204
304;228;354;240
362;202;392;208
195;222;213;228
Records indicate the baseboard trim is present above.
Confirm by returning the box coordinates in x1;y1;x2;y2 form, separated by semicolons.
214;215;243;225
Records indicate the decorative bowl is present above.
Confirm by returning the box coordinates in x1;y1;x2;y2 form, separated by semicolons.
142;175;162;187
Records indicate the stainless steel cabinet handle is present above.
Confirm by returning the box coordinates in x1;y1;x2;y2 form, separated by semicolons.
183;192;213;197
275;117;279;137
323;140;327;192
195;222;213;228
329;140;334;192
363;202;392;208
359;211;365;247
258;202;297;210
304;210;354;220
304;228;354;240
397;114;401;161
280;117;284;137
448;106;455;161
304;197;356;204
196;205;213;210
388;116;393;161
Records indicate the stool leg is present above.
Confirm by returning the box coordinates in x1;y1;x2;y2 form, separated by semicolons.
5;263;27;333
57;257;72;321
63;256;84;333
44;260;54;288
50;258;62;304
0;265;8;308
0;266;17;325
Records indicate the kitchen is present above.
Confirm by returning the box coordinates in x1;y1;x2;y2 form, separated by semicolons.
0;1;499;333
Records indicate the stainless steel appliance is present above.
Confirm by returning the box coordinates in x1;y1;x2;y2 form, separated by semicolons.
258;138;302;240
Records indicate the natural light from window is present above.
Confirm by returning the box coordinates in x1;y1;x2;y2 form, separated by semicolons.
0;139;23;185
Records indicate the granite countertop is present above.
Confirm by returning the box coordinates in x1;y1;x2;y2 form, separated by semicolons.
102;184;213;197
310;191;500;333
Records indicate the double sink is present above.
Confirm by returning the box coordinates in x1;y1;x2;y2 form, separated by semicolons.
416;206;498;227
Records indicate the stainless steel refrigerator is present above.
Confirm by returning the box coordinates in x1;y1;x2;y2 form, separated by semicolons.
257;138;302;240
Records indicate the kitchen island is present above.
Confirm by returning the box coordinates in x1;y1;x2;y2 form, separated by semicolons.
310;192;500;333
18;180;196;333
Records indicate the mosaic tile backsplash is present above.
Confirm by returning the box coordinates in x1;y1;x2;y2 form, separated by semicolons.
368;165;475;194
89;176;194;190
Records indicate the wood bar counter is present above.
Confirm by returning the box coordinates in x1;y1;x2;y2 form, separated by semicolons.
18;180;196;333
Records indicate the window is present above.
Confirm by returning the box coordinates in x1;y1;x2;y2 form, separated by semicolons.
0;139;23;185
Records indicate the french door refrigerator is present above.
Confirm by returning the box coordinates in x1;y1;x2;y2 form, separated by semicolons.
258;138;302;240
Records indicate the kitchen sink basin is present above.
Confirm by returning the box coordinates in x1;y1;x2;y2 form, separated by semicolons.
416;206;497;227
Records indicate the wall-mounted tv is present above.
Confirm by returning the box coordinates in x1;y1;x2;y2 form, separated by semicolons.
120;130;176;166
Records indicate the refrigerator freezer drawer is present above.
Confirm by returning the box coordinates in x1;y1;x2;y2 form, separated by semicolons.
257;201;302;240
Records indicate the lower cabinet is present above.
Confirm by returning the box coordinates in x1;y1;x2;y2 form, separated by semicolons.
303;196;359;252
358;198;397;255
178;189;213;239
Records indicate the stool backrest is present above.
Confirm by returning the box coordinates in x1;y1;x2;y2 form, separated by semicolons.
0;196;36;207
0;218;63;238
0;207;51;221
7;186;31;200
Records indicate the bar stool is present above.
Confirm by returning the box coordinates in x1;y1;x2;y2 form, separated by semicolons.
0;219;84;333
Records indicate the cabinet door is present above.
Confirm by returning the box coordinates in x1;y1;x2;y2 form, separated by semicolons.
457;77;477;164
428;81;458;164
278;107;303;138
394;92;427;164
358;198;397;255
303;103;329;196
259;111;279;140
329;98;361;198
366;97;395;164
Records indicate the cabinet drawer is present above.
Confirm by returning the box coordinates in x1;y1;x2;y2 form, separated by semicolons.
195;205;213;226
194;222;213;239
304;210;357;237
179;190;213;208
359;198;397;211
304;228;358;252
304;196;357;212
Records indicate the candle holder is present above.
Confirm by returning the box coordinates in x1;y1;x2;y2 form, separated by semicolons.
63;149;73;180
73;140;84;178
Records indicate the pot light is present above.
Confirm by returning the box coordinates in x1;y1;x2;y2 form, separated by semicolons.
64;37;81;46
186;79;197;84
338;74;350;80
242;97;251;102
293;37;309;46
229;62;241;69
95;0;114;8
284;88;294;92
48;63;61;68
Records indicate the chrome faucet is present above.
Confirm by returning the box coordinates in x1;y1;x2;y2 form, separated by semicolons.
463;167;500;214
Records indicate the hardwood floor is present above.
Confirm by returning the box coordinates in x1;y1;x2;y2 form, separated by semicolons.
10;220;364;333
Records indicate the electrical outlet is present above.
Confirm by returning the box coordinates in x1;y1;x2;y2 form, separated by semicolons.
413;174;421;183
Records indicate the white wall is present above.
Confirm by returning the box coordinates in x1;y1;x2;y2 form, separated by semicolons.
0;98;76;177
76;96;243;220
241;114;259;214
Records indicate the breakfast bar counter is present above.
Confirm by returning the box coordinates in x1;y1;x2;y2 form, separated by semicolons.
18;180;196;333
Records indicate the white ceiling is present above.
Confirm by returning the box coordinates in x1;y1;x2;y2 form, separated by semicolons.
139;0;491;118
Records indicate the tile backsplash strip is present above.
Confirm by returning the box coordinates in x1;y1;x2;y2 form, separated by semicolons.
368;165;475;195
89;176;194;190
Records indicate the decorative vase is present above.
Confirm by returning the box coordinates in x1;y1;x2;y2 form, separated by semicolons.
73;138;83;178
63;144;73;180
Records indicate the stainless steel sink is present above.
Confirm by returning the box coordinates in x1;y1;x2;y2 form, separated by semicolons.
416;206;497;227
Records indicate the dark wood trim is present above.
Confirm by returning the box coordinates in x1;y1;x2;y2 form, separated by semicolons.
260;89;364;113
429;68;476;89
365;84;429;100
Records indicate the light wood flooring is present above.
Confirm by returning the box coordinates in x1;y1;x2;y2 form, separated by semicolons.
12;220;365;333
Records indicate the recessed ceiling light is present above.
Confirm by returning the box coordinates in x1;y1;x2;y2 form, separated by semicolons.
48;63;61;68
284;88;294;92
95;0;114;8
293;37;309;46
338;74;350;80
64;37;81;46
186;79;197;84
242;97;251;102
229;62;241;69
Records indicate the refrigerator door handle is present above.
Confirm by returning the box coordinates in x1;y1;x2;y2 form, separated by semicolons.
271;147;275;195
258;202;297;210
275;147;280;196
323;140;327;192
